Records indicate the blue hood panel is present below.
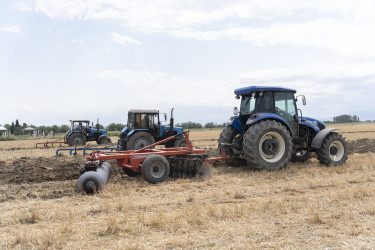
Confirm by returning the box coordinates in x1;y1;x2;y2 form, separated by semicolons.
300;117;326;132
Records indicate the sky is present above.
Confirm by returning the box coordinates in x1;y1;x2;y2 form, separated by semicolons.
1;0;375;126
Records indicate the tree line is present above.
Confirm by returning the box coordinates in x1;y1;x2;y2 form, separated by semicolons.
332;114;360;123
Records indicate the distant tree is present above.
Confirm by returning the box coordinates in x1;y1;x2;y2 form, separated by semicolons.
22;123;27;128
60;125;70;133
333;114;360;123
15;119;20;127
176;121;203;129
10;122;15;134
107;123;125;131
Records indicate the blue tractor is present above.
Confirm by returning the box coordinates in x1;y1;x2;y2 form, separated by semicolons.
118;109;186;150
219;86;348;171
65;119;112;146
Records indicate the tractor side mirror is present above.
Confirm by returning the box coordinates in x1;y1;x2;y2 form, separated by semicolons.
233;107;239;116
296;95;306;106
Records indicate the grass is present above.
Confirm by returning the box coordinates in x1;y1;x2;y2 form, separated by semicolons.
1;123;375;248
0;136;16;141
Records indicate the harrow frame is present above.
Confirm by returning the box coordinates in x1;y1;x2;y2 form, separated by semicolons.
86;131;232;173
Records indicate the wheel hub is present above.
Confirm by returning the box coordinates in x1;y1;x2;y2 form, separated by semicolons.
330;146;338;155
262;139;278;155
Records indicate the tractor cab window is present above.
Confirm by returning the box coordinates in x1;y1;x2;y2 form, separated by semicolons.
240;92;273;115
127;113;135;128
274;92;296;117
73;122;82;130
240;95;255;115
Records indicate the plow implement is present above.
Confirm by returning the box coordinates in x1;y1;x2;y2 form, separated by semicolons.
55;144;118;156
78;131;231;194
36;138;68;147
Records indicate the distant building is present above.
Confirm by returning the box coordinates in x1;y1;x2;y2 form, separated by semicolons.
22;127;37;136
0;126;8;136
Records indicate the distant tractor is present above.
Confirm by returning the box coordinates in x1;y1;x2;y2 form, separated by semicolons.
65;119;112;146
219;86;348;170
118;109;187;150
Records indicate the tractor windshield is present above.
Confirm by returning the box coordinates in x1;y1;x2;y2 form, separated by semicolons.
240;92;273;115
127;113;135;128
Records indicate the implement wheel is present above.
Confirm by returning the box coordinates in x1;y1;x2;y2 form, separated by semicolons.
67;133;86;146
141;155;170;183
316;132;348;165
127;132;155;150
243;120;292;171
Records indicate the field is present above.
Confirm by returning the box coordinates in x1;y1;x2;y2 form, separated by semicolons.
1;123;375;249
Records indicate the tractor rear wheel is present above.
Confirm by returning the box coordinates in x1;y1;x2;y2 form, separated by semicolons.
243;120;292;171
98;136;112;144
67;133;86;146
141;155;170;183
218;125;241;156
127;132;155;150
316;132;348;165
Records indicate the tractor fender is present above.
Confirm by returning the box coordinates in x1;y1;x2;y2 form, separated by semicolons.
227;116;244;133
125;129;150;142
246;113;292;133
310;128;340;149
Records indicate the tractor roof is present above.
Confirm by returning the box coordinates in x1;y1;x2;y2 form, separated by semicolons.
234;86;296;96
128;109;159;114
70;119;90;123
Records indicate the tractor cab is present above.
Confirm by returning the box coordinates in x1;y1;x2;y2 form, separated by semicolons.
71;119;90;132
127;109;164;137
236;87;300;138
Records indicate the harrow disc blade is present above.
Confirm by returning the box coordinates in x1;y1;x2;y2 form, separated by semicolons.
168;158;211;179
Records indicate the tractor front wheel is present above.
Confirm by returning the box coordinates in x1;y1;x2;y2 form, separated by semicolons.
98;136;112;144
141;155;170;183
243;120;292;171
127;132;155;150
67;133;86;146
316;132;348;165
218;125;241;156
174;137;190;147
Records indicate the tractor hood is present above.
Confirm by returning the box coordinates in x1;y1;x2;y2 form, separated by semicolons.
300;117;326;131
120;126;129;135
163;125;183;133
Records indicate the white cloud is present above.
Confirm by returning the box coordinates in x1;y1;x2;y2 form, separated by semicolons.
72;39;85;44
32;0;375;57
110;32;140;46
0;25;21;34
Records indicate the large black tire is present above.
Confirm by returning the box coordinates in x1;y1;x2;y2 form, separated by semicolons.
122;167;141;177
243;120;292;171
67;133;86;146
218;125;241;156
174;137;191;147
316;132;348;165
98;136;112;144
141;155;170;183
291;150;311;162
127;132;155;150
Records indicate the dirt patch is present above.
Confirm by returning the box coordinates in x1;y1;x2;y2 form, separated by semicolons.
0;157;124;185
348;138;375;154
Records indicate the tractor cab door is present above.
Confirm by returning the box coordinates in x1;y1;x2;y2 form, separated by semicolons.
149;114;160;137
274;92;299;138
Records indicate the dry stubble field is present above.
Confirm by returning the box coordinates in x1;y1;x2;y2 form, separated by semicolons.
1;123;375;249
